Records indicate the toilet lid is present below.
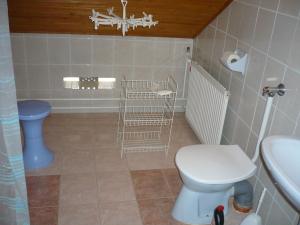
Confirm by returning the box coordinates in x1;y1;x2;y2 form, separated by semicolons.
176;145;256;185
18;100;51;120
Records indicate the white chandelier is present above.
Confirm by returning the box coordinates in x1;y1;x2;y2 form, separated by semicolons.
89;0;158;36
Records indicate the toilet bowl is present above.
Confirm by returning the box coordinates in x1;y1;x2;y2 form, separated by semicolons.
172;144;256;224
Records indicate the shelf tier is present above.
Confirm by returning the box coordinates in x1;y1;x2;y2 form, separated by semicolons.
121;130;167;153
125;91;176;99
122;139;167;153
122;112;172;126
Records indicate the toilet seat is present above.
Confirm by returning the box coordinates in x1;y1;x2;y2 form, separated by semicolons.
18;100;51;120
176;145;256;185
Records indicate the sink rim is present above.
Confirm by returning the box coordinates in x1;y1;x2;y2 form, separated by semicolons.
261;135;300;210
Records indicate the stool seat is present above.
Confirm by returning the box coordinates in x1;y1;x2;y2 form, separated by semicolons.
17;100;53;170
18;100;51;120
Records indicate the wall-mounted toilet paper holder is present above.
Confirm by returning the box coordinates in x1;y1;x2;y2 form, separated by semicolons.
220;49;248;76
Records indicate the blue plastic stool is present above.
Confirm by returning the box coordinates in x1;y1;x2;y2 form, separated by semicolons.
18;100;54;170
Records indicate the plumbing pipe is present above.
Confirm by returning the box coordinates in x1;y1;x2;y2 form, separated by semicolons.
234;180;254;211
252;96;273;163
183;48;192;100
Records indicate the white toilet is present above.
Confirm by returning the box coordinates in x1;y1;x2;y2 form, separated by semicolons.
172;144;256;224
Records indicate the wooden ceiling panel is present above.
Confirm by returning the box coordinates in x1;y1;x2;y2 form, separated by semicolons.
7;0;232;38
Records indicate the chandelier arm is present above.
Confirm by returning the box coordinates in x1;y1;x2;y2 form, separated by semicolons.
89;0;158;36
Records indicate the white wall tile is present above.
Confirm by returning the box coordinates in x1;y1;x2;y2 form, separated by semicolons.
71;64;92;77
222;107;238;142
269;14;298;64
277;69;300;121
260;0;279;11
11;34;26;64
245;48;266;91
133;66;153;80
217;6;230;32
134;40;154;66
278;0;300;17
48;37;70;64
219;67;231;90
13;64;28;90
253;9;276;52
49;65;70;90
238;85;258;126
228;75;243;112
258;165;276;195
245;131;258;158
115;39;134;66
274;191;299;223
92;37;114;65
173;67;185;97
228;2;242;39
153;40;175;66
269;109;295;135
25;35;48;64
231;118;250;150
266;201;294;225
288;23;300;71
70;37;92;64
91;65;113;77
236;3;258;45
27;65;50;90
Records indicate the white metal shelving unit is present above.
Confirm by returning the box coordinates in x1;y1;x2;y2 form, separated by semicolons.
117;76;177;158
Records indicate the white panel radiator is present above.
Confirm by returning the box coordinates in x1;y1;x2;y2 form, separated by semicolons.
185;62;229;144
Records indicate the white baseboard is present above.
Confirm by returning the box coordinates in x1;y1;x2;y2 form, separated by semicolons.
17;98;187;113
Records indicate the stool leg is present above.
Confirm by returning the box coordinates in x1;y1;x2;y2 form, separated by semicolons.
21;118;54;170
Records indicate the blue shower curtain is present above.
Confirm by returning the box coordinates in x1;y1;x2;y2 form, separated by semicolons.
0;1;30;224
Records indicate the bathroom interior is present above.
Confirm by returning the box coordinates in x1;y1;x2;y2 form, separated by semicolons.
1;0;300;224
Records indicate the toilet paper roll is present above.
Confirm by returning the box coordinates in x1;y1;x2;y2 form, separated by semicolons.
226;53;240;65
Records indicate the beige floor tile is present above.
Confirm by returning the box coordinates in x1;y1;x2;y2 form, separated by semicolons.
162;168;183;197
30;206;58;225
58;204;100;225
44;134;65;154
126;152;168;170
97;171;136;203
131;170;173;200
94;128;118;146
44;129;70;151
60;173;98;206
95;150;128;172
63;130;97;148
138;198;184;225
99;201;143;225
61;151;96;174
26;152;62;176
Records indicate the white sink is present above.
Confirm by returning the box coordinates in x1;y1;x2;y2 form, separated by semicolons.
261;135;300;210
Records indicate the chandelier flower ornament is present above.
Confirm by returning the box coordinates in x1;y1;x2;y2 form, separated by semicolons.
89;0;158;36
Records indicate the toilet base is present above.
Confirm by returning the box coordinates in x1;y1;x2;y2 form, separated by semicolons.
172;185;233;224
